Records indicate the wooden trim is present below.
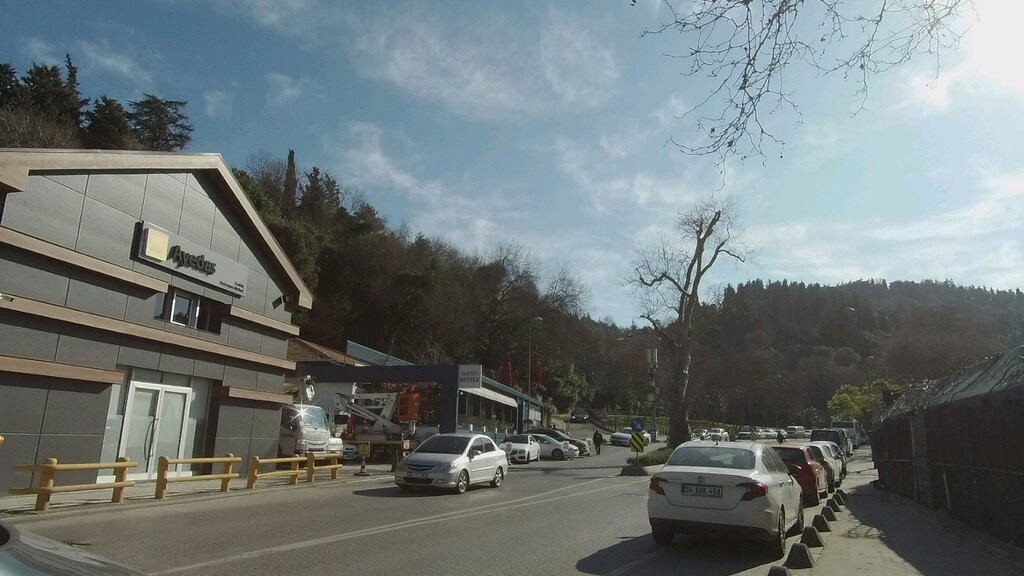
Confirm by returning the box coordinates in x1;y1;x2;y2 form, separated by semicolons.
0;226;168;292
229;305;300;336
0;295;295;371
0;149;312;309
213;385;291;404
0;354;125;385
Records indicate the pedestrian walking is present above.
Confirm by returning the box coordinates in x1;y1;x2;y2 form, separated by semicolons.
592;429;604;455
776;429;785;444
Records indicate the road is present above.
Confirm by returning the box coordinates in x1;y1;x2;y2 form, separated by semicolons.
6;439;827;576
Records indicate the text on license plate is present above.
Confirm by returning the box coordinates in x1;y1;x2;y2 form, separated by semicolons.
408;472;428;479
681;484;723;498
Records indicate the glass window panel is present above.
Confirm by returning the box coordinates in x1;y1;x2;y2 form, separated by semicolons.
171;293;194;326
125;388;159;473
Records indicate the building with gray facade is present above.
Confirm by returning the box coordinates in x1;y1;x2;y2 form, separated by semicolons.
0;149;312;492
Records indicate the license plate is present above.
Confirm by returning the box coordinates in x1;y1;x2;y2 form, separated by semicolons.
408;472;428;479
681;484;722;498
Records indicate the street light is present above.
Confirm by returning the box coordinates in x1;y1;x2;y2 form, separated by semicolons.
527;316;543;398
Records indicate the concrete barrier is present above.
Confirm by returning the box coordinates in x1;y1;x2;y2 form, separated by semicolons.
784;542;815;568
822;506;837;521
812;514;831;532
800;526;826;547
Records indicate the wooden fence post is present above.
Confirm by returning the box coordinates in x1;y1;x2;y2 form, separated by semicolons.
156;456;169;499
307;453;316;483
221;454;235;493
289;458;299;486
246;456;259;489
112;457;130;503
36;458;57;512
331;453;340;480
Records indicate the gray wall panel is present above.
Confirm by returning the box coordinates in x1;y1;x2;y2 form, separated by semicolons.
6;175;85;248
84;173;146;218
0;433;43;492
194;353;225;381
40;380;110;435
0;311;59;361
0;379;47;433
238;270;268;314
186;173;214;198
0;246;70;306
236;241;268;277
260;333;287;358
196;327;229;346
223;363;259;390
265;282;292;323
44;173;87;193
211;438;253;470
251;405;281;439
165;172;190;186
179;188;216;248
247;437;278;462
210;211;240;260
75;197;137;268
124;291;165;328
226;322;262;353
141;173;185;234
214;402;254;438
55;326;120;370
117;339;161;371
169;274;207;296
159;345;197;376
65;271;129;320
256;370;284;392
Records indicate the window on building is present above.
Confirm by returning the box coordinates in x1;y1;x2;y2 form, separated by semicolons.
158;289;225;334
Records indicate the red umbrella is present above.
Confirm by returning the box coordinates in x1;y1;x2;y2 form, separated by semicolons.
530;355;545;394
497;351;517;389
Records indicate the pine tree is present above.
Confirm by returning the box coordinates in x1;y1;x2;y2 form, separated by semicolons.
127;94;193;151
82;96;136;149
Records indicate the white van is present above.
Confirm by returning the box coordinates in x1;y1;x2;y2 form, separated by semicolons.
830;420;866;448
279;404;332;456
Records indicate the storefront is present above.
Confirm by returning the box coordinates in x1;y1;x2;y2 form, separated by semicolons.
0;149;312;490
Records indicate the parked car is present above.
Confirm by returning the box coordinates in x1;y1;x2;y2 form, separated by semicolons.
784;425;805;439
708;428;730;441
532;433;579;460
647;441;804;558
736;426;760;441
808;440;846;483
771;444;829;505
498;434;541;464
691;429;709;440
526;428;591;456
810;429;851;457
570;408;590;422
394;433;506;494
800;443;839;491
610;427;651;447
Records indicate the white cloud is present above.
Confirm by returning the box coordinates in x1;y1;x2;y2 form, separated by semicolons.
265;72;313;105
77;40;153;88
203;90;233;120
20;37;61;66
539;19;620;108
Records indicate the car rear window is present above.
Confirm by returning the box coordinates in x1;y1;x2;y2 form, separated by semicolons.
772;447;806;462
667;446;755;469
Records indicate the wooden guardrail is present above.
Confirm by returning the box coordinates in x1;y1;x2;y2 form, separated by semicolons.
155;454;241;499
10;456;135;512
245;452;342;489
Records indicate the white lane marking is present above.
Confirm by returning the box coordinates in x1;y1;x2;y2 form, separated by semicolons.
152;477;647;575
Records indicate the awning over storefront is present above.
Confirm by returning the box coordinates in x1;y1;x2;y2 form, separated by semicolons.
460;385;517;408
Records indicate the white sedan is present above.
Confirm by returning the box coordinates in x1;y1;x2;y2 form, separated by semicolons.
610;427;651;447
708;428;730;441
647;441;804;558
498;434;541;464
532;434;579;460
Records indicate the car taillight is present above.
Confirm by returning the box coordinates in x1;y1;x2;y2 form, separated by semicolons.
649;476;666;495
737;481;768;501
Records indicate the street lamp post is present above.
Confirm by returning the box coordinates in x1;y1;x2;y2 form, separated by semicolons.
527;317;543;398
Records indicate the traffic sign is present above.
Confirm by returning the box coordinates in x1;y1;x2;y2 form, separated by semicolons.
630;432;646;452
630;417;645;432
358;442;371;457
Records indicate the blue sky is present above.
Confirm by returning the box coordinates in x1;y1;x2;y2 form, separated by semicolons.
4;0;1023;326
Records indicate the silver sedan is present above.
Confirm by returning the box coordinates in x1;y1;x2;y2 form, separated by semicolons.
394;433;507;494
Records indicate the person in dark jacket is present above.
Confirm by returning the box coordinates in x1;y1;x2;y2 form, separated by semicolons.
592;429;605;455
776;430;786;444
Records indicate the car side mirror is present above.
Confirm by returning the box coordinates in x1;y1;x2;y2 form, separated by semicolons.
469;449;482;459
786;463;802;475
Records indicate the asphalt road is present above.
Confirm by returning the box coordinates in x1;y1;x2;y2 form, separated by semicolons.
6;439;863;576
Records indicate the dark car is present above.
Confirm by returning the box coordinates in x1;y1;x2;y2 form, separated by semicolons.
526;428;590;456
570;408;590;423
809;429;848;456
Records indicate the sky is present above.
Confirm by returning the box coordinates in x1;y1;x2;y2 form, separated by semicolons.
4;0;1023;327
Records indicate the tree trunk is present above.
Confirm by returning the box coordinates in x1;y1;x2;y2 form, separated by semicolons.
667;340;694;447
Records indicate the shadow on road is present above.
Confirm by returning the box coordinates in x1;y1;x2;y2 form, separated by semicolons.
351;485;495;498
576;533;768;575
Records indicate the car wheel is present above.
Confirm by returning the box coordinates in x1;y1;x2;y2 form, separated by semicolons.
652;529;673;545
491;467;504;488
552;449;564;460
455;470;469;494
764;510;786;559
788;500;805;536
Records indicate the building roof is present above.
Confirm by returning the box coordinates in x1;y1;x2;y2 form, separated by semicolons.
288;338;364;366
0;148;312;309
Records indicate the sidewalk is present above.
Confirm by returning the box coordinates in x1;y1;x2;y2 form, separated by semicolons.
1;461;396;517
806;461;1024;576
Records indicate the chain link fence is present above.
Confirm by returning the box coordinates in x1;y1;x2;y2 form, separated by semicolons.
873;345;1024;548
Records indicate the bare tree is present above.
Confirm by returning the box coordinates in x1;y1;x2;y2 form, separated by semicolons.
627;197;746;447
642;0;972;161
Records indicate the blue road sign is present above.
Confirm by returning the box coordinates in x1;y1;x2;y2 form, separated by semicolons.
630;417;645;432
